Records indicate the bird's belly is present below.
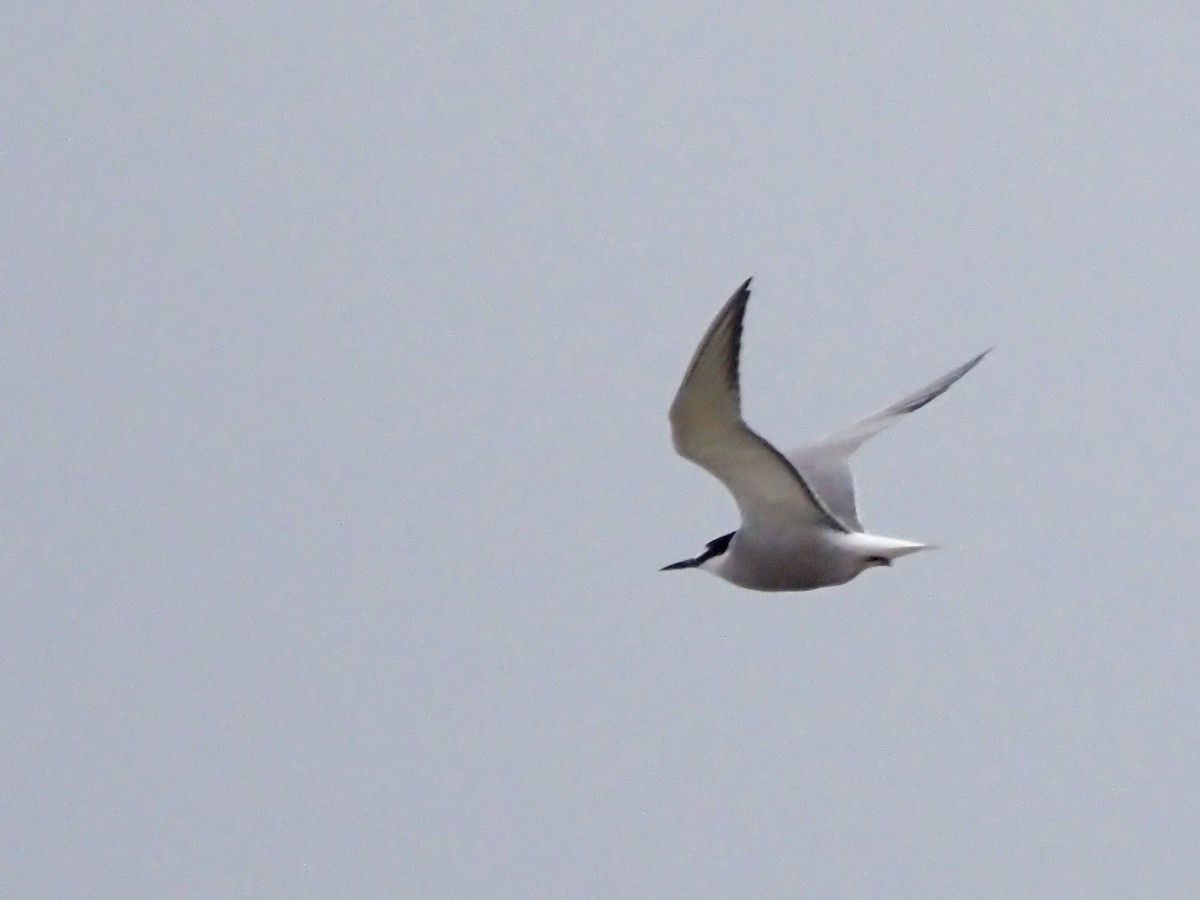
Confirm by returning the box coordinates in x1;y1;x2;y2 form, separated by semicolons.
719;529;859;592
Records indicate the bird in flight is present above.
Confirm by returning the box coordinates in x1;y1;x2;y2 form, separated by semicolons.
662;278;988;591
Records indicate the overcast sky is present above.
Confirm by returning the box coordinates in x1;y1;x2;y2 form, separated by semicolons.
5;3;1200;897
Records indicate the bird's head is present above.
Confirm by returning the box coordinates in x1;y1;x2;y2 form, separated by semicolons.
661;530;735;573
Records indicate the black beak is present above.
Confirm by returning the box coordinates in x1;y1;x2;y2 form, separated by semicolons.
660;558;698;571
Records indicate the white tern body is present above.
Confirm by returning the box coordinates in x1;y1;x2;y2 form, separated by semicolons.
663;278;988;592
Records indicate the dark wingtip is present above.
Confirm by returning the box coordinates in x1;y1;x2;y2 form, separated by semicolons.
960;346;993;375
724;281;752;387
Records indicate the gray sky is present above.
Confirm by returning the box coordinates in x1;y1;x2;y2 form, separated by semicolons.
4;3;1200;897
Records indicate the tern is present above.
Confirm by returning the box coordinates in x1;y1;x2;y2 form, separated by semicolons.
662;278;988;591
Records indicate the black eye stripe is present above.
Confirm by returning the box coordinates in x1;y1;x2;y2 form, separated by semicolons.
696;531;736;563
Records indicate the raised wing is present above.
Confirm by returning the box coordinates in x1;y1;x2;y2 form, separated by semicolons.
786;449;863;531
809;349;991;457
786;349;991;531
669;279;848;532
